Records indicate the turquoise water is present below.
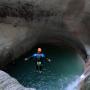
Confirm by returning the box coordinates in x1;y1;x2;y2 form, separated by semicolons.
6;46;84;90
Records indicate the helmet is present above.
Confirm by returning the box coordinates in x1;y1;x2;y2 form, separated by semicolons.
37;48;42;53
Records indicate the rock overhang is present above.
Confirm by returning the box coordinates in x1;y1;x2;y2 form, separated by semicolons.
0;0;88;67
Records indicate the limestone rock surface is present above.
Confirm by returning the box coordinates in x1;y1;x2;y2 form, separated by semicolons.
0;70;36;90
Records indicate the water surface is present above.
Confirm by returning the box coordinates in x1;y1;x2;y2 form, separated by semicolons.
6;46;84;90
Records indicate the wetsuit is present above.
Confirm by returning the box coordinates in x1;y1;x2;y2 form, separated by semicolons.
32;53;45;71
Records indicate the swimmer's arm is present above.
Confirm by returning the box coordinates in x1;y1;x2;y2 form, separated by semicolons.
24;54;35;61
24;56;32;61
42;54;51;62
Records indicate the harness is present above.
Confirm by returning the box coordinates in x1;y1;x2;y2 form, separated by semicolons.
33;53;45;66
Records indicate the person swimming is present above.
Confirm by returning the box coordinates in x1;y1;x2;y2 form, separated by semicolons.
25;48;51;72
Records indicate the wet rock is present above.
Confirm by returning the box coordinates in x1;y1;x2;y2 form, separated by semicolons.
80;75;90;90
0;70;36;90
0;0;89;90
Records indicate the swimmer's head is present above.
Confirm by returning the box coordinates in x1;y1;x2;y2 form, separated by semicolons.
37;48;42;53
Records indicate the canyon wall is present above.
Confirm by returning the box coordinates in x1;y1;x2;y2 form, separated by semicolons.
0;0;89;90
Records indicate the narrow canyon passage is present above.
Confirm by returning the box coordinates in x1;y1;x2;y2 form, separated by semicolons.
5;45;84;90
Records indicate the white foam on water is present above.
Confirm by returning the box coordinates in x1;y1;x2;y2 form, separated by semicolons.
24;88;36;90
25;88;36;90
65;74;85;90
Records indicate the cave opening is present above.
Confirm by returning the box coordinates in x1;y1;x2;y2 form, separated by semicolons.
4;43;84;90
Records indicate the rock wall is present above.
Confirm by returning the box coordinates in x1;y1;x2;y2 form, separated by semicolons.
0;0;89;45
0;70;36;90
0;0;89;90
0;0;88;66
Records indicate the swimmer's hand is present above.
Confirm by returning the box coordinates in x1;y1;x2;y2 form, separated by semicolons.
25;58;28;61
48;59;51;62
25;56;32;61
46;58;51;62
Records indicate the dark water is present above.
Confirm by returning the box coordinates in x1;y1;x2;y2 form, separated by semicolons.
6;46;84;90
